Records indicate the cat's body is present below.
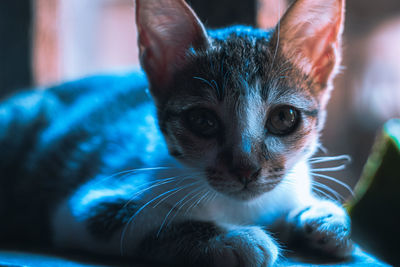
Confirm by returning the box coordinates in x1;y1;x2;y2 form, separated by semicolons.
1;0;353;266
0;72;153;243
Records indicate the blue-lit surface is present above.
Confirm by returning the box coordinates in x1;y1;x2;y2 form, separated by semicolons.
0;245;390;266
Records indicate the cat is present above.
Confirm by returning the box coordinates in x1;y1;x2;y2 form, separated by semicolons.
0;0;353;266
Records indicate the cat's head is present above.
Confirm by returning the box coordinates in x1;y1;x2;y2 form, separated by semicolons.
136;0;345;200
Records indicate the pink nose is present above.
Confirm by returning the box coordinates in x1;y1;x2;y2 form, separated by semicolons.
235;167;261;186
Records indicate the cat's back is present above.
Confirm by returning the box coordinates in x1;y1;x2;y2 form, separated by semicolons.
0;70;166;243
0;69;152;173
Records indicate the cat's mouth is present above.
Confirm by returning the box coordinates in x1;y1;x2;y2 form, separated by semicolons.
206;174;283;201
234;179;282;200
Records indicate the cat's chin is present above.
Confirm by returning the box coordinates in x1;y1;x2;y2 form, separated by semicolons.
207;179;282;202
228;190;262;201
218;186;272;202
207;176;283;202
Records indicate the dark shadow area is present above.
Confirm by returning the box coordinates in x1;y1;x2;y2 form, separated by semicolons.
0;0;33;99
188;0;256;28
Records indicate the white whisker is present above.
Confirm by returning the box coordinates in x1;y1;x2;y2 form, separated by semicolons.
316;144;328;154
122;171;204;209
309;155;351;164
93;166;176;186
310;172;354;197
182;189;208;216
120;180;202;255
157;185;204;236
312;185;337;202
171;187;206;220
120;185;185;255
310;164;347;172
152;180;201;208
121;175;189;210
311;181;343;202
206;191;218;204
185;190;210;217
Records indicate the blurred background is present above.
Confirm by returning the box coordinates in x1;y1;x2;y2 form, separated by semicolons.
0;0;399;200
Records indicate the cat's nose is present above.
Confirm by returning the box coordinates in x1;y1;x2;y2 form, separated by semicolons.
234;165;261;186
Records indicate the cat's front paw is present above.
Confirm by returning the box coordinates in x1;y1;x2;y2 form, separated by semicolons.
289;201;353;258
212;226;279;267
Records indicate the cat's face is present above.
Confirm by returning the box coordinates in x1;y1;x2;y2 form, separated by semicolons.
155;34;322;200
136;0;344;200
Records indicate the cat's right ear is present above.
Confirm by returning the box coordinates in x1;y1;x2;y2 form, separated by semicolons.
136;0;209;98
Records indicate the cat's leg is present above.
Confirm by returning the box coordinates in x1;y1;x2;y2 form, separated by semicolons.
52;196;279;267
285;199;353;258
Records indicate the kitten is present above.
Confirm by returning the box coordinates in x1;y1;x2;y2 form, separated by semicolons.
0;0;352;266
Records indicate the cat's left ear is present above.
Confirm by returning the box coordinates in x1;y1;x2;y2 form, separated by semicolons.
274;0;345;87
136;0;209;97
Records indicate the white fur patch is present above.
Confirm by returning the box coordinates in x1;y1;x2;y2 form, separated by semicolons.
190;159;314;226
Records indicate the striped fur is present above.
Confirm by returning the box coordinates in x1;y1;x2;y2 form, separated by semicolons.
0;0;352;266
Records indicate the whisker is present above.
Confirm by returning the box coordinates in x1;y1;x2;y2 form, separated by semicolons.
310;172;354;197
152;180;201;208
120;180;201;255
120;185;185;255
182;189;208;216
121;171;205;219
173;186;208;215
312;184;337;202
311;181;343;202
316;144;328;154
172;187;206;219
93;166;175;185
206;191;218;205
157;185;204;236
310;164;347;172
120;175;203;230
128;171;203;202
279;177;342;203
149;172;204;209
121;175;188;210
309;155;351;164
185;190;210;217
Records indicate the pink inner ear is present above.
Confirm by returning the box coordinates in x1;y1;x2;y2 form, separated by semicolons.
307;16;342;84
276;0;344;85
136;0;208;91
137;23;171;88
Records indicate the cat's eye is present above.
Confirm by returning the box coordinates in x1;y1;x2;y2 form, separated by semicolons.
184;108;219;138
266;106;300;136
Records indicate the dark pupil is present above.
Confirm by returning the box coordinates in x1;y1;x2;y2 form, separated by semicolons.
186;109;218;137
270;107;297;134
191;113;214;129
277;109;295;128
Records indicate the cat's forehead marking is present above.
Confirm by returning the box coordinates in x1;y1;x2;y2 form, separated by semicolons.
174;28;321;121
208;31;318;106
242;83;264;135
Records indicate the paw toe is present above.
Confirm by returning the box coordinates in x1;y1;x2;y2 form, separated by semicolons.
291;202;353;258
